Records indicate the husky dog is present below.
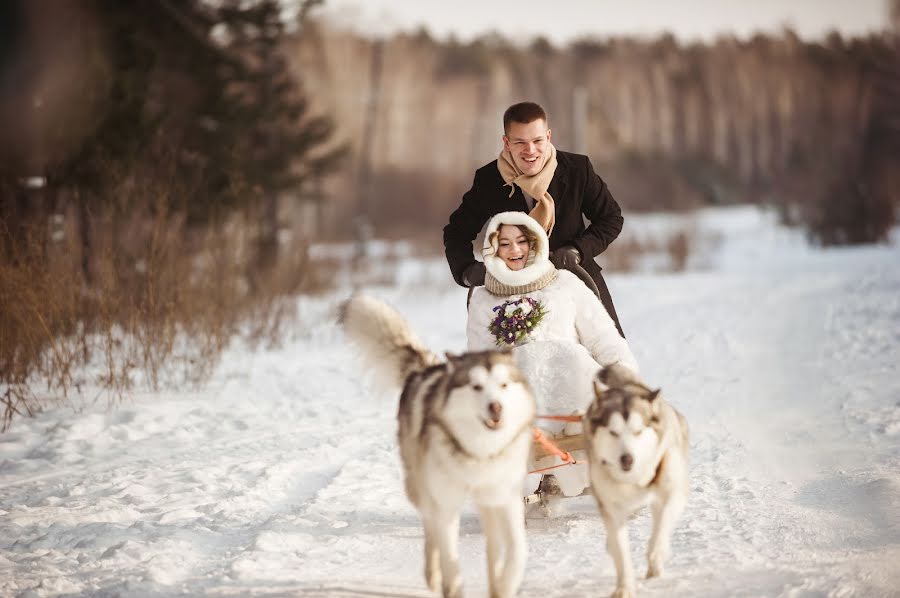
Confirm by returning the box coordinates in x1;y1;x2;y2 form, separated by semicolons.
340;294;537;598
584;364;689;598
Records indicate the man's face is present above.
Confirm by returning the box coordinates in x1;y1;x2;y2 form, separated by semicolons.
503;119;551;176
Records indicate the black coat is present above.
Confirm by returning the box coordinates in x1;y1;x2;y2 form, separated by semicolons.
443;149;626;336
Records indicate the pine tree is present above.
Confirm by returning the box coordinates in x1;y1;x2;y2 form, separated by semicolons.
1;0;342;280
216;0;343;270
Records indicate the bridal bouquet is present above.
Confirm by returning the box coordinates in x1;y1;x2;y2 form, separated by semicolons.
488;297;547;346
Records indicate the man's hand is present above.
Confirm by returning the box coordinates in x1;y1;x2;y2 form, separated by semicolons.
549;245;582;270
462;261;486;287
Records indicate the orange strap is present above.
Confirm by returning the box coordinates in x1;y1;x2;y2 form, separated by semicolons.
535;414;583;423
529;427;581;474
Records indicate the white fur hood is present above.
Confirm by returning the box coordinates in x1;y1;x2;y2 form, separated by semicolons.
482;211;556;287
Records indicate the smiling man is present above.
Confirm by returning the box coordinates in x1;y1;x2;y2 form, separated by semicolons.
443;101;627;337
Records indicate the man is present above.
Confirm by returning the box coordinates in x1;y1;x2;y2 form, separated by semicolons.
443;101;626;337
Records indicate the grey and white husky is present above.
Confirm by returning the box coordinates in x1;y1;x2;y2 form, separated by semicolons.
340;294;537;598
584;364;689;598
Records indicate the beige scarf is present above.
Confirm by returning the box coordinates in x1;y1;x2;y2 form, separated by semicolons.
497;142;557;235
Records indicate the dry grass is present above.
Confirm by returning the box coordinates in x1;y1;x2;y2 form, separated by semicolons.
1;226;82;428
0;205;328;431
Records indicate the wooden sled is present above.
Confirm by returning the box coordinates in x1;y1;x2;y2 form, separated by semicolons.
524;425;589;507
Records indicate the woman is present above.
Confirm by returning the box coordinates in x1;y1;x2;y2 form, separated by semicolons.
466;211;639;501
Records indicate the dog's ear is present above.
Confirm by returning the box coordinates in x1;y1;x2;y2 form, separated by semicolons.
597;363;638;389
593;371;609;399
444;352;458;373
646;388;662;417
595;366;612;388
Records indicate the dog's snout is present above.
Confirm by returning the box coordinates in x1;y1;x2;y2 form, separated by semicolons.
488;401;502;421
620;453;634;471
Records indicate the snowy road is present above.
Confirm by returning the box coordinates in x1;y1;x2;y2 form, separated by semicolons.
2;208;899;597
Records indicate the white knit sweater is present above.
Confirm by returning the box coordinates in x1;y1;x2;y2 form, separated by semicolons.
467;212;639;416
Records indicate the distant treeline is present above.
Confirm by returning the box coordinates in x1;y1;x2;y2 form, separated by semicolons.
292;20;899;245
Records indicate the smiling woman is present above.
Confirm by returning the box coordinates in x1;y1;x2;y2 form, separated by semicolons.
493;224;538;271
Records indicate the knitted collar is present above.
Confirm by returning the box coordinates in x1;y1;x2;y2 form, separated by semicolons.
485;268;557;296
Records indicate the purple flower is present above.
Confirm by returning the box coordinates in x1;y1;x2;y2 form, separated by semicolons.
488;297;547;346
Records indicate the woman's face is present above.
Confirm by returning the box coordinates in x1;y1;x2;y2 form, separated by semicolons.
496;224;531;271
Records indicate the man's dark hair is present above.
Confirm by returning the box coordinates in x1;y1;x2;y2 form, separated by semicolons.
503;102;548;135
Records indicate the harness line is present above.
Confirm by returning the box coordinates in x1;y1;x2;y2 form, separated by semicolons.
529;427;583;474
527;413;587;473
535;414;582;423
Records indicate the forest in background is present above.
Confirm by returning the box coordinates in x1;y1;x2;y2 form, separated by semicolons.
293;13;900;244
1;0;898;427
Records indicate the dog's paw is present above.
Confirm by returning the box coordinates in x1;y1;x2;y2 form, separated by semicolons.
610;586;636;598
425;564;441;592
647;545;668;578
442;579;464;598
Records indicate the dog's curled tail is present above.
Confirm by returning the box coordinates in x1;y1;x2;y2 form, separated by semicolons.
339;294;440;391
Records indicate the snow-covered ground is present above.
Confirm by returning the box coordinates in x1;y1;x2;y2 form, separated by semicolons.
2;206;899;597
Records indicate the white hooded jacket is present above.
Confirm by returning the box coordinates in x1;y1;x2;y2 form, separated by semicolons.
467;211;639;418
